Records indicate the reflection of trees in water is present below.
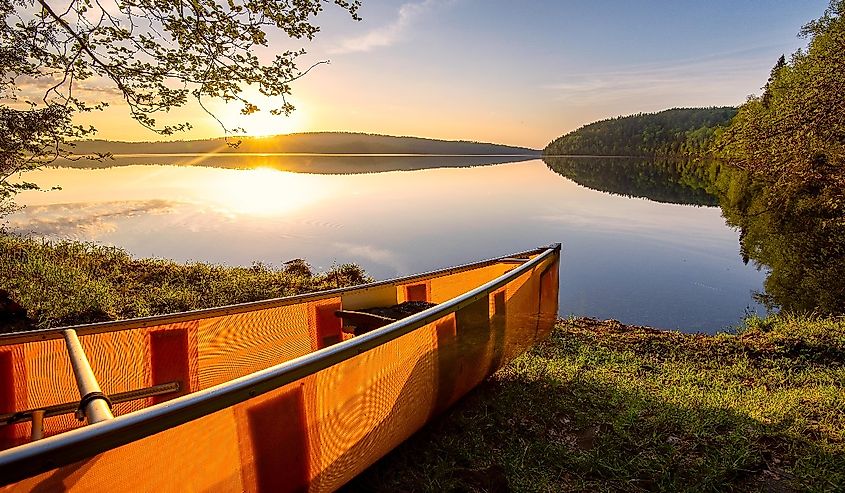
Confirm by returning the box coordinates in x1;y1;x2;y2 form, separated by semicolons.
543;157;719;206
691;161;845;316
544;157;845;315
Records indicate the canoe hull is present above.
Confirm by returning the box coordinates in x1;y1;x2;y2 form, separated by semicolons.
0;246;560;492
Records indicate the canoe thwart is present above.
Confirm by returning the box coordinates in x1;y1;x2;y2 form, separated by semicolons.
0;381;182;426
498;257;530;264
336;301;439;336
335;310;398;335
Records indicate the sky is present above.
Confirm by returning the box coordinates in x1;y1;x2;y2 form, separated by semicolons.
80;0;828;149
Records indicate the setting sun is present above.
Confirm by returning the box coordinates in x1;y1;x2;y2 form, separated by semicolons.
221;107;307;138
2;0;842;490
205;87;308;138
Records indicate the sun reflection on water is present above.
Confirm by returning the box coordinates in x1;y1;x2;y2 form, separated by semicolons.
210;167;332;216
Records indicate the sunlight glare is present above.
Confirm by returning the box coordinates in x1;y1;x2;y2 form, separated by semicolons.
211;167;331;216
213;88;307;137
232;110;305;137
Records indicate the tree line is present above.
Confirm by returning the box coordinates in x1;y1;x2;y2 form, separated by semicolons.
543;107;738;157
543;0;844;316
712;0;844;240
70;132;538;156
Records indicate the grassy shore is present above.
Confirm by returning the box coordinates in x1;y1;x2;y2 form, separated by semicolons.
3;235;843;491
0;234;370;331
347;316;845;492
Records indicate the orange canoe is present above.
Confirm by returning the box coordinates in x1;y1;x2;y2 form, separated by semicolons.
0;244;560;491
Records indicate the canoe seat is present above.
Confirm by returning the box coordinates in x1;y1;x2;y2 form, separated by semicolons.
335;301;437;336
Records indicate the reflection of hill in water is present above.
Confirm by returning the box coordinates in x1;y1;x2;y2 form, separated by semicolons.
544;156;719;206
547;155;844;316
547;156;844;315
57;154;537;174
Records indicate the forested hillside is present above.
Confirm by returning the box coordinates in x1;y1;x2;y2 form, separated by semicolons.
541;0;844;317
714;0;844;224
711;0;845;318
544;107;736;156
72;132;538;155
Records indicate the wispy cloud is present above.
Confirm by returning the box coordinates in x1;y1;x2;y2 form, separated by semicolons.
2;74;125;106
330;0;442;54
541;45;790;106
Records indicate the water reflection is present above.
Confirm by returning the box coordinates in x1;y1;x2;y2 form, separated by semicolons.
544;156;845;316
684;161;844;316
8;200;175;237
57;153;537;174
11;157;769;332
210;168;337;216
544;156;718;206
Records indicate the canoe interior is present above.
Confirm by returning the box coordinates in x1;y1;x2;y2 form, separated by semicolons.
0;246;560;491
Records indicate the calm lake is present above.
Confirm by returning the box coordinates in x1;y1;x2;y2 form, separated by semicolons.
9;155;768;333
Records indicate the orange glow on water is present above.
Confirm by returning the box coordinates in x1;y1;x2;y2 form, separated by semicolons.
208;167;333;216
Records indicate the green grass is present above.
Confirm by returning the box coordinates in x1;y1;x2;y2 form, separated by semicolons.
4;234;843;490
0;234;370;330
346;316;845;492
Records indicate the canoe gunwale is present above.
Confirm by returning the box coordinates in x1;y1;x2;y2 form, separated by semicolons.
0;243;561;486
0;245;550;346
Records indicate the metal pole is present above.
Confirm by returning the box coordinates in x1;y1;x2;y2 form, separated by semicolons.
30;411;44;442
62;329;114;424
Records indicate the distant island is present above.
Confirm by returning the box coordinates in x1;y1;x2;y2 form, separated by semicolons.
72;132;539;156
544;107;737;157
